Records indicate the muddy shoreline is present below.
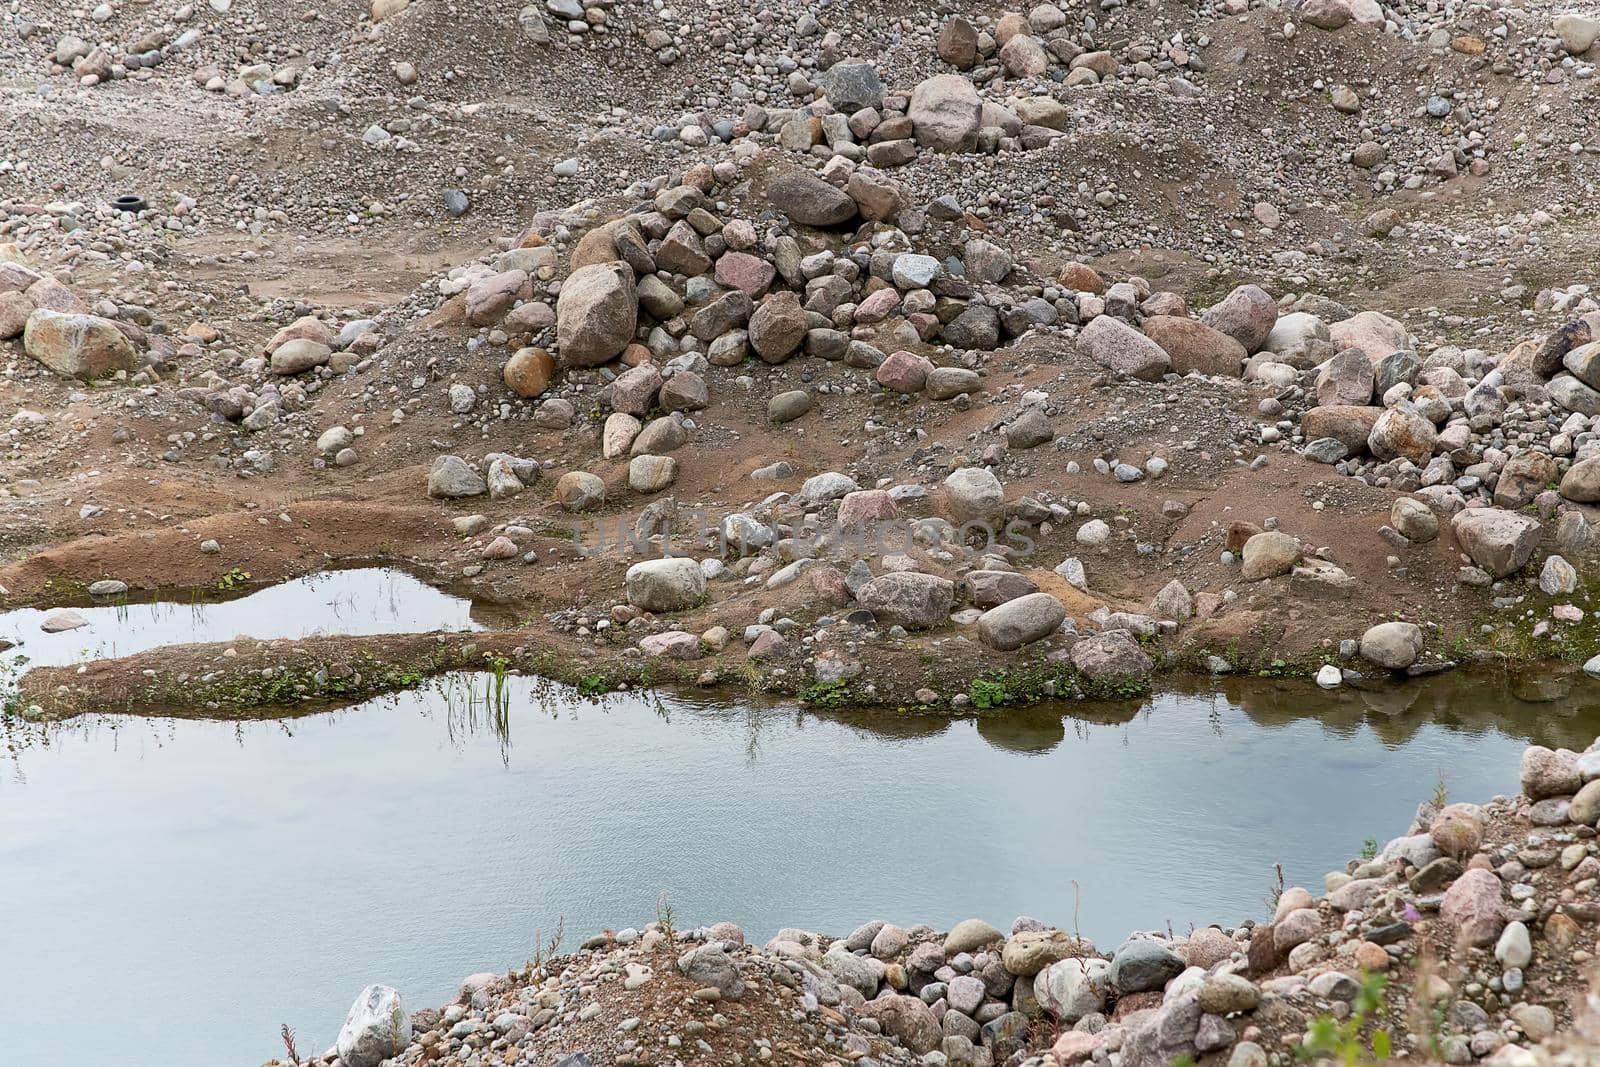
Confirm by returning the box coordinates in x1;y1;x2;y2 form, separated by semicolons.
10;591;1600;728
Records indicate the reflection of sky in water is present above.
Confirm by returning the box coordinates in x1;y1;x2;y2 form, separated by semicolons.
0;678;1546;1067
0;568;481;670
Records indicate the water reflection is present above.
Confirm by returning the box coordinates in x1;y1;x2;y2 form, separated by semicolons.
1;670;1587;1067
0;567;495;672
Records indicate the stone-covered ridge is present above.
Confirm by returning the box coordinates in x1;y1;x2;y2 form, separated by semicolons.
287;736;1600;1067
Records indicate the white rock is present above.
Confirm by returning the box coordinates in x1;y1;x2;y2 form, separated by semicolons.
336;985;411;1067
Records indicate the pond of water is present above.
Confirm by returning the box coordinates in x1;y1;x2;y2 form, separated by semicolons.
0;567;484;671
2;671;1592;1066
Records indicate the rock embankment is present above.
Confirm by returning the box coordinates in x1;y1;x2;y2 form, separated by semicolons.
278;735;1600;1067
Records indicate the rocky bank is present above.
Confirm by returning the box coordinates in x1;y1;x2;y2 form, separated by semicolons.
269;737;1600;1067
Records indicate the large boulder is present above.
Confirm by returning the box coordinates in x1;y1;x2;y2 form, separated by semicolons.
1110;938;1186;994
625;557;706;612
1450;508;1540;577
1359;621;1423;669
876;350;934;393
1315;349;1374;406
748;291;808;362
858;995;940;1054
1521;745;1581;799
606;362;663;416
936;17;980;68
1392;497;1439;542
1301;405;1380;454
942;466;1005;520
1554;14;1600;54
977;592;1066;651
1534;320;1593;378
555;470;606;511
1263;311;1331;364
1069;631;1153;684
821;60;884;112
1367;406;1436;466
765;170;859;227
908;74;983;152
1564;341;1600;389
1329;310;1409;364
1034;957;1111;1023
1240;531;1300;580
1003;930;1090;977
1440;868;1509;947
270;338;332;375
464;268;528;326
677;943;745;997
0;291;33;339
556;262;637;367
944;917;1003;954
1548;374;1600;416
1560;456;1600;503
1493;451;1558;510
858;572;954;629
1200;284;1277;353
1078;315;1170;380
264;313;334;354
336;985;412;1067
427;455;486;498
22;309;137;379
1141;316;1245;376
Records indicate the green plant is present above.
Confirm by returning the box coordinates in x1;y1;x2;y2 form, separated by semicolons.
216;566;251;592
969;678;1006;709
1431;772;1449;809
1297;972;1392;1064
800;680;850;708
1360;838;1378;861
576;672;611;698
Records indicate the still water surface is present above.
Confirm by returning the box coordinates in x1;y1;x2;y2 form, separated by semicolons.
0;567;484;671
3;673;1594;1066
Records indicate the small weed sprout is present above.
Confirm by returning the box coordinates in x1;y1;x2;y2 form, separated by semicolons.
1296;971;1393;1064
1265;862;1286;918
657;889;677;946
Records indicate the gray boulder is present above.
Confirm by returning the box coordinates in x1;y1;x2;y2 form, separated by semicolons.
1034;957;1110;1023
942;466;1005;520
336;985;412;1067
1359;621;1423;669
427;455;486;498
977;592;1066;651
625;557;706;612
1110;937;1186;994
821;60;884;112
1450;508;1541;578
908;74;983;152
765;171;859;227
858;572;954;629
677;943;745;998
556;262;637;367
23;309;137;379
1200;284;1277;353
1069;631;1153;684
1078;315;1170;381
